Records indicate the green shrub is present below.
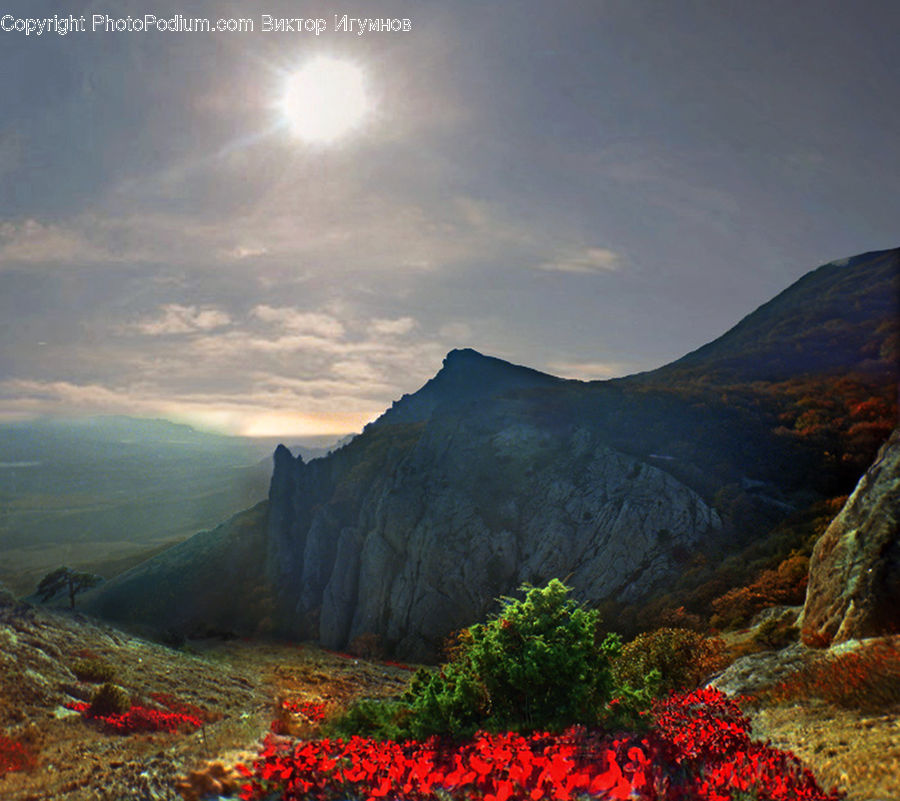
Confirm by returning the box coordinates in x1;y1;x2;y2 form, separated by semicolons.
613;627;728;697
89;683;131;717
70;658;116;684
325;698;415;742
401;579;622;738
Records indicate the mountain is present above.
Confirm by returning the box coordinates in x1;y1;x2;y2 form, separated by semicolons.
85;249;899;659
373;348;564;425
647;248;898;382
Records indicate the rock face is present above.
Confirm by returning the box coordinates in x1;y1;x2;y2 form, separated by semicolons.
800;427;900;645
267;411;721;660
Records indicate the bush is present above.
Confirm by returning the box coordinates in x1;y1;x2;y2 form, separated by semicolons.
89;683;131;717
325;698;415;742
70;657;116;683
613;628;728;697
239;688;843;801
710;553;809;630
348;632;384;659
402;579;622;738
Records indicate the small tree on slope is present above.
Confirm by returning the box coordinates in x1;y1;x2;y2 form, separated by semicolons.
36;566;101;609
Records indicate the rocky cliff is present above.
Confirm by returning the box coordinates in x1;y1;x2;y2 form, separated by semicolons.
265;408;722;659
800;427;900;645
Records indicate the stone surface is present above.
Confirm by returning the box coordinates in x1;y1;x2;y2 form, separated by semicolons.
266;409;722;659
750;604;802;628
800;428;900;645
708;642;816;697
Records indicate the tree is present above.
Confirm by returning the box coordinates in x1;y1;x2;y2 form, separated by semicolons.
36;567;102;609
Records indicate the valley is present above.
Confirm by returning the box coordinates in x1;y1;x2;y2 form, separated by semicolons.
0;417;341;597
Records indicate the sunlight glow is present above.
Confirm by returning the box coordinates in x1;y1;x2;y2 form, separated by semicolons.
238;410;376;438
278;57;371;144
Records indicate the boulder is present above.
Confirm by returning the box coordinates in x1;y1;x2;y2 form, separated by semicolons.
799;428;900;645
708;642;815;697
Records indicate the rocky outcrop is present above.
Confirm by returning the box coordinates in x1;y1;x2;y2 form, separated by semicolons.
375;348;563;426
266;407;722;660
800;428;900;645
708;642;815;697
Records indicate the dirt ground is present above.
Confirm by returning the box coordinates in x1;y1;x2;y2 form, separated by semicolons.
748;701;900;801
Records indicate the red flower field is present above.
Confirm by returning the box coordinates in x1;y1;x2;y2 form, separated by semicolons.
236;687;844;801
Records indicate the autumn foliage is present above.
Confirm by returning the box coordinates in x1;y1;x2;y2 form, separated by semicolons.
613;628;729;696
236;688;843;801
239;581;850;801
710;553;809;629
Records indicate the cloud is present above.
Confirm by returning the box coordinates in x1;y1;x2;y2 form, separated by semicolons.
0;218;126;265
537;247;621;275
0;379;127;410
225;244;269;260
328;360;385;385
135;304;231;335
252;305;346;338
0;376;379;437
370;317;416;337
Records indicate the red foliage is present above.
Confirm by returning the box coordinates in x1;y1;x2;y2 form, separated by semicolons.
65;700;202;735
0;735;36;776
149;691;210;722
771;377;896;477
236;688;843;801
322;649;357;661
281;700;327;722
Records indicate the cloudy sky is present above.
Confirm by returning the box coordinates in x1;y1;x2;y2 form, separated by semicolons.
1;1;898;437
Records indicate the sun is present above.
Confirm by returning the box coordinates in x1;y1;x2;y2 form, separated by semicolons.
277;57;371;144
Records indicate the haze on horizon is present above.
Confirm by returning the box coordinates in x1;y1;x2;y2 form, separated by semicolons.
1;1;898;438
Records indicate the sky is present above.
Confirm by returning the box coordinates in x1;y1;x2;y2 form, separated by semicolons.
1;0;898;438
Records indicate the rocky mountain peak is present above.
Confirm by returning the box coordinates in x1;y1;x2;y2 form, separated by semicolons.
372;348;562;427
